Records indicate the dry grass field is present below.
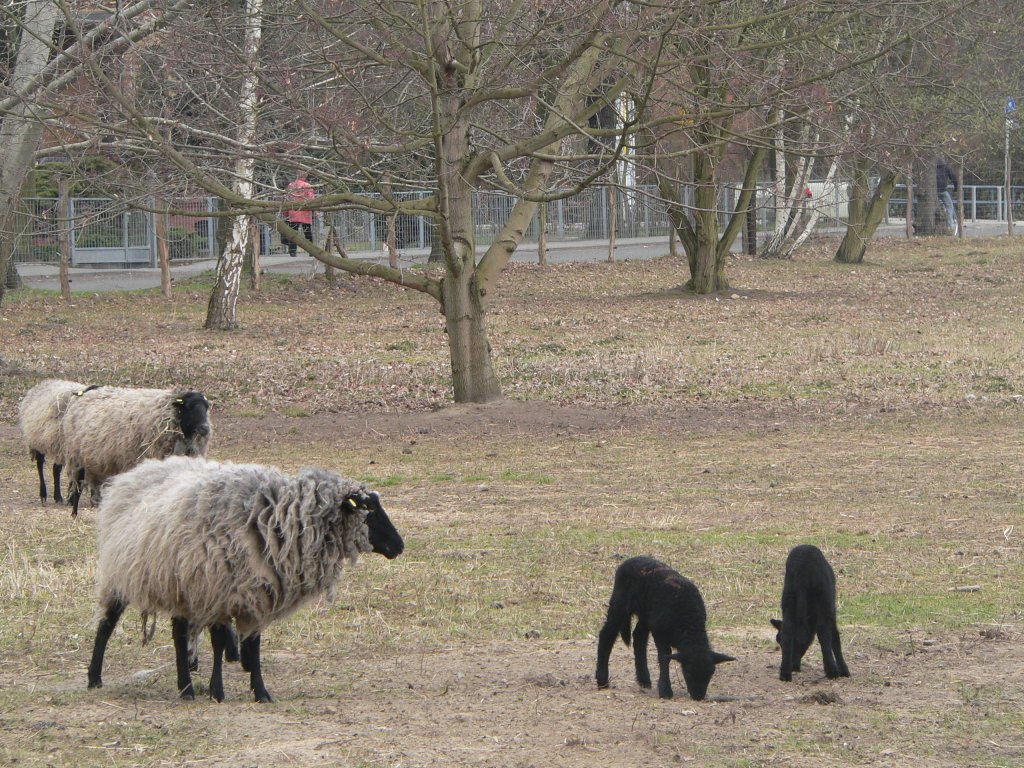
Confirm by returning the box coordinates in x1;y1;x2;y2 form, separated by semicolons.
0;236;1022;767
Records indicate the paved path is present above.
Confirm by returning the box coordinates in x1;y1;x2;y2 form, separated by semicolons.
15;220;1015;293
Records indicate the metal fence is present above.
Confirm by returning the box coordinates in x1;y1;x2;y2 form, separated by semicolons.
887;184;1022;222
10;183;1023;267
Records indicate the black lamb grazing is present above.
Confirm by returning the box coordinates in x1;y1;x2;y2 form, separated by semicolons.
770;544;850;682
595;556;735;700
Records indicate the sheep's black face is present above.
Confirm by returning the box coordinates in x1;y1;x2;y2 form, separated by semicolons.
175;392;212;443
679;656;716;701
772;617;813;657
347;491;404;559
672;650;736;701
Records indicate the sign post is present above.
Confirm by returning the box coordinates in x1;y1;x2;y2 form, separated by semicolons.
1006;98;1016;236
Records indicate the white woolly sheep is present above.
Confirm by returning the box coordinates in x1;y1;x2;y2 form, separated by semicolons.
60;386;212;517
17;379;98;503
86;456;404;702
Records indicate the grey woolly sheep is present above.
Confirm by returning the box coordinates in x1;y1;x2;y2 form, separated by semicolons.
60;386;212;517
771;544;850;682
17;379;98;503
87;456;404;703
596;556;735;700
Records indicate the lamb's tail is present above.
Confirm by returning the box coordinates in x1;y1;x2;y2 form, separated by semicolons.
619;617;632;647
140;611;157;645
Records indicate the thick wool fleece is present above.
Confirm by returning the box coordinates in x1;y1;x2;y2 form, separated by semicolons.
95;456;374;638
61;386;211;486
18;379;89;463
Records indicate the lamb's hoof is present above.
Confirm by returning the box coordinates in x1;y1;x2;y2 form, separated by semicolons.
209;687;225;703
87;678;102;689
253;689;273;703
780;672;792;682
179;686;195;701
657;687;673;700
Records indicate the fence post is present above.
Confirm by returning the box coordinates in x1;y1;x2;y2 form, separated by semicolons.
418;192;426;248
206;197;217;257
148;197;158;267
68;197;77;265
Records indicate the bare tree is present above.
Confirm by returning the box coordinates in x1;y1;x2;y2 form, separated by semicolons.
0;0;59;302
54;0;675;402
205;0;264;329
0;0;192;306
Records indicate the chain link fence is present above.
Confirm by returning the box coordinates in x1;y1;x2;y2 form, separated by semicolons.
10;183;1017;267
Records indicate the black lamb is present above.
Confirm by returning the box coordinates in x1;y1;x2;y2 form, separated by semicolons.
595;556;735;700
770;544;850;682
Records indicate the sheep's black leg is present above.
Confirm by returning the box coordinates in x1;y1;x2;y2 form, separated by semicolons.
224;622;240;664
595;619;619;689
817;619;848;679
69;468;85;518
779;616;796;682
208;624;228;702
831;621;850;677
32;450;47;502
171;617;195;700
653;635;673;699
52;462;64;504
632;620;652;689
794;631;813;672
241;633;272;703
87;600;126;689
815;618;837;679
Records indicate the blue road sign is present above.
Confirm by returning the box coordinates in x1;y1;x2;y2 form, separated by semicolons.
1007;98;1016;113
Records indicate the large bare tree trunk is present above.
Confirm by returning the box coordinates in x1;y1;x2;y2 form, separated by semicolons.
0;0;60;307
835;168;897;263
439;103;502;402
914;157;941;235
204;0;262;329
691;158;725;293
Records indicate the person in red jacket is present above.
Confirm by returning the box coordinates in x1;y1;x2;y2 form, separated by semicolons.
284;174;314;257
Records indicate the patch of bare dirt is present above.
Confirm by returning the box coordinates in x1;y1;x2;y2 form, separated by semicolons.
14;628;1020;768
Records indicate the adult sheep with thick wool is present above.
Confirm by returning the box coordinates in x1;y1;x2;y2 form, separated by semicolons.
17;379;98;504
60;385;212;517
87;456;405;703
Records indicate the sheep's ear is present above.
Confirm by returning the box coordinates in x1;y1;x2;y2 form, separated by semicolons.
711;652;736;665
770;618;783;631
